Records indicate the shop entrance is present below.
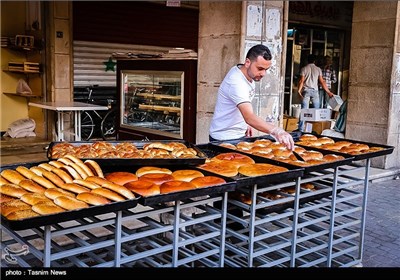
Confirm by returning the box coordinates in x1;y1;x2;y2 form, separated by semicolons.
284;25;345;116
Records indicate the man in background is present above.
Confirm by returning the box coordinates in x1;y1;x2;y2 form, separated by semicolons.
319;55;337;108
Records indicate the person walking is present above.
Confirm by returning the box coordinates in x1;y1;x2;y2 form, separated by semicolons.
319;55;337;108
297;54;334;132
209;44;294;150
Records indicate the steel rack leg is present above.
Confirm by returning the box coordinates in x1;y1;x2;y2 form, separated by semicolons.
219;192;228;267
172;200;181;267
326;166;339;267
43;225;51;267
358;159;370;262
290;176;302;267
247;184;258;267
114;210;122;267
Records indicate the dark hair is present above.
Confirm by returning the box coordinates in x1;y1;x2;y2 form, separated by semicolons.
246;44;272;61
307;54;316;63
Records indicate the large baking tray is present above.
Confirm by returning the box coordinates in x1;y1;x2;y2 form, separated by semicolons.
196;143;304;188
0;162;140;231
207;137;354;173
295;134;395;161
47;140;207;166
100;165;236;207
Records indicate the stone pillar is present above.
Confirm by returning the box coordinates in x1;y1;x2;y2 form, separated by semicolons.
347;1;400;169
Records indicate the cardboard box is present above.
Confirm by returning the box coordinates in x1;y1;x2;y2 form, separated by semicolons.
328;95;343;111
304;121;332;135
300;108;331;121
283;115;298;132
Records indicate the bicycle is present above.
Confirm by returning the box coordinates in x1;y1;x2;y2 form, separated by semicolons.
78;86;118;141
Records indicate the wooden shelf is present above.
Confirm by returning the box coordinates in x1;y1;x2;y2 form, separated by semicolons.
139;104;180;113
3;92;41;98
3;69;41;74
136;93;181;100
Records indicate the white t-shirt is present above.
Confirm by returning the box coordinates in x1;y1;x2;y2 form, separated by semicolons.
209;65;255;140
300;63;322;91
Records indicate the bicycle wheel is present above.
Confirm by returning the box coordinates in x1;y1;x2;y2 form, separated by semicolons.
80;111;95;141
101;108;117;140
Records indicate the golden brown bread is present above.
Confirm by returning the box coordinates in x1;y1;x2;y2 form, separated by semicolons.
67;162;90;179
59;183;90;194
105;172;138;185
48;160;65;169
219;143;237;150
54;195;89;210
0;183;29;198
85;176;109;186
31;174;57;189
0;194;15;204
323;154;345;162
84;160;104;178
160;180;196;194
20;193;52;205
91;188;126;202
44;187;75;200
1;169;27;185
73;179;101;190
57;157;75;166
32;203;65;215
301;183;315;190
38;163;54;171
18;179;46;193
64;154;84;164
299;134;318;141
0;175;10;185
135;166;172;177
76;192;111;206
15;166;36;179
190;176;226;188
41;169;65;188
60;165;83;180
138;173;174;185
211;152;255;167
171;170;204;182
101;182;135;199
6;209;40;220
238;163;288;177
75;161;95;177
30;166;47;176
197;161;239;177
49;167;74;184
124;180;160;197
1;199;31;216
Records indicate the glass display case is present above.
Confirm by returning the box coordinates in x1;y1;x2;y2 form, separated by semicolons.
116;59;197;142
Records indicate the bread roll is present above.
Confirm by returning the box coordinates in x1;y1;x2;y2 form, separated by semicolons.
287;160;311;167
44;188;75;200
323;154;345;162
18;179;46;193
160;180;196;194
15;166;36;179
48;160;65;169
190;176;226;188
20;193;52;205
54;195;89;210
57;157;75;166
281;187;296;195
0;175;10;185
76;192;111;206
64;154;84;164
259;191;283;200
105;172;138;185
73;179;101;190
91;188;125;202
49;167;74;184
0;183;29;198
38;163;54;171
1;199;31;216
31;174;57;189
32;203;65;215
299;151;323;161
138;173;174;185
299;134;318;141
1;169;26;185
0;194;15;204
301;183;315;190
238;163;288;177
171;170;204;182
85;176;109;186
211;152;255;167
59;183;90;194
124;180;160;197
219;143;237;150
84;160;104;178
143;142;174;152
102;182;135;199
6;209;40;220
67;162;90;179
197;161;238;177
41;170;65;188
135;166;172;177
30;166;47;176
60;165;83;180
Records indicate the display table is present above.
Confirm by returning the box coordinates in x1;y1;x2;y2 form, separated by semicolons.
28;101;109;141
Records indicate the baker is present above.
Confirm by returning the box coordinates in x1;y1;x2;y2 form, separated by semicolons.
209;44;294;151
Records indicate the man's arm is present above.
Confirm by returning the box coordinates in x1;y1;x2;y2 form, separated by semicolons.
297;75;305;98
318;76;334;98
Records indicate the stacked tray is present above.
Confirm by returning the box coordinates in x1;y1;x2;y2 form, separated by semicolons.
196;143;304;188
295;134;395;161
206;137;354;173
47;140;208;166
0;162;140;231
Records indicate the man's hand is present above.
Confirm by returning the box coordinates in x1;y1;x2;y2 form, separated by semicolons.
270;127;294;151
246;126;253;137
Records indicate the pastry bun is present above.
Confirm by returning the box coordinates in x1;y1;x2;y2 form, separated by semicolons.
44;187;75;200
124;181;160;197
76;192;111;206
85;176;110;186
190;176;226;188
323;154;345;162
105;172;138;185
18;179;46;194
6;209;40;220
238;163;288;177
59;183;90;194
135;166;172;177
1;169;26;185
0;183;29;198
171;170;204;182
1;199;31;216
299;134;318;141
41;170;65;188
102;182;135;199
0;194;15;204
159;180;196;194
91;188;125;202
73;179;101;190
32;203;65;215
20;193;52;205
197;161;239;177
219;143;237;150
211;152;255;167
138;173;174;185
54;195;89;210
15;166;36;179
84;160;104;178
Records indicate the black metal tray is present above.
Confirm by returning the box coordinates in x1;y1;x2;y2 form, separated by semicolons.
100;165;237;207
47;140;207;166
196;143;304;188
295;134;395;161
206;138;354;173
0;162;140;231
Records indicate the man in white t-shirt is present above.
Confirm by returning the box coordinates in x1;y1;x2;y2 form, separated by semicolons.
209;44;294;150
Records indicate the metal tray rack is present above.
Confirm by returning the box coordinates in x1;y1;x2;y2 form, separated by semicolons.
47;140;208;166
1;193;229;267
